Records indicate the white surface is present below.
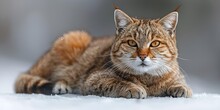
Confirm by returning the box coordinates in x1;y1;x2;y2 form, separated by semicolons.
0;55;220;110
0;93;220;110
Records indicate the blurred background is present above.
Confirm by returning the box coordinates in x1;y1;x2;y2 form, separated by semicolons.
0;0;219;94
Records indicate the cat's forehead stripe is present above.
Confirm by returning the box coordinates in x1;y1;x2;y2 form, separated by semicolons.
137;21;155;43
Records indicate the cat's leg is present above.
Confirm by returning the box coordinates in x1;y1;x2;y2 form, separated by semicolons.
83;72;147;99
15;73;54;95
166;82;192;98
51;39;113;95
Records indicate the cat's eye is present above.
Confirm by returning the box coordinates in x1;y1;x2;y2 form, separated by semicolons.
127;40;137;47
150;40;160;47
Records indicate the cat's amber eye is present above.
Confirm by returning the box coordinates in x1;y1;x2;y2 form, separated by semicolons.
127;40;137;47
150;40;161;47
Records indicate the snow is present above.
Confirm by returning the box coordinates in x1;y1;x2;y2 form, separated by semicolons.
0;93;220;110
0;55;220;110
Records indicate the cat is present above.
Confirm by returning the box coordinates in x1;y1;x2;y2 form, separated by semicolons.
15;9;192;99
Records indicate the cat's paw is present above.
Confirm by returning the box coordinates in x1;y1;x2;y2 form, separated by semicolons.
52;81;72;94
120;84;147;99
167;85;192;98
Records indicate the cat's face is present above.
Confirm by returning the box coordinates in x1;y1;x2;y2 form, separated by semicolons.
111;9;178;76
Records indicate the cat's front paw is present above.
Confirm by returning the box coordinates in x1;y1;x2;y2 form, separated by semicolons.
120;84;147;99
52;81;72;94
167;85;192;98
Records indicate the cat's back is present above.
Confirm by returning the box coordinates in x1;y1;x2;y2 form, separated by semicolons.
91;36;114;48
89;36;114;62
75;36;114;72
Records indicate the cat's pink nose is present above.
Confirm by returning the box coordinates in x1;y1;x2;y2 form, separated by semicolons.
139;54;147;61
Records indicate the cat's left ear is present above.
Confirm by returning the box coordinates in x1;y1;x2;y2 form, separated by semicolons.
159;12;178;36
114;9;133;33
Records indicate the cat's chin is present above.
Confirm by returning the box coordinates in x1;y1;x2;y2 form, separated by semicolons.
130;65;169;76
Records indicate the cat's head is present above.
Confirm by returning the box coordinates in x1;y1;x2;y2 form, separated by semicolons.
111;9;178;76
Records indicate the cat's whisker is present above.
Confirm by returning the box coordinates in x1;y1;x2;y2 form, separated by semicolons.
118;57;136;60
177;57;189;61
101;62;123;73
153;61;173;75
100;60;113;69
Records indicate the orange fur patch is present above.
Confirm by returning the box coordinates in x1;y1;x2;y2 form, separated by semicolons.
53;31;92;65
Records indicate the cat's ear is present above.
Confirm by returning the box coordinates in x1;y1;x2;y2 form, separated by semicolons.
114;9;133;33
159;12;178;36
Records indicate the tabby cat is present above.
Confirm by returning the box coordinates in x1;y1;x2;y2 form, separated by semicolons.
15;9;192;98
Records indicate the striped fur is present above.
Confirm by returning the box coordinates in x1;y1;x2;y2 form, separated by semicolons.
15;9;192;98
15;74;53;94
15;31;91;94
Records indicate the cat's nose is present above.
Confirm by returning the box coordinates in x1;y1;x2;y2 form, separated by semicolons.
139;54;147;61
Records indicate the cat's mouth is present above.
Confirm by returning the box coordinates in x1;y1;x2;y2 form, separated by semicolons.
139;62;148;67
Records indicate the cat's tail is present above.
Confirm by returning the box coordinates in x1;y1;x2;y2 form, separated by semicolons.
52;31;92;65
15;73;54;95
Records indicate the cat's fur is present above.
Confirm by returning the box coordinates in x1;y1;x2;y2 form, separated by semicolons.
15;9;192;98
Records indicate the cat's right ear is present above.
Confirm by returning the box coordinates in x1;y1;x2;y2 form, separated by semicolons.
159;12;178;37
114;9;133;34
